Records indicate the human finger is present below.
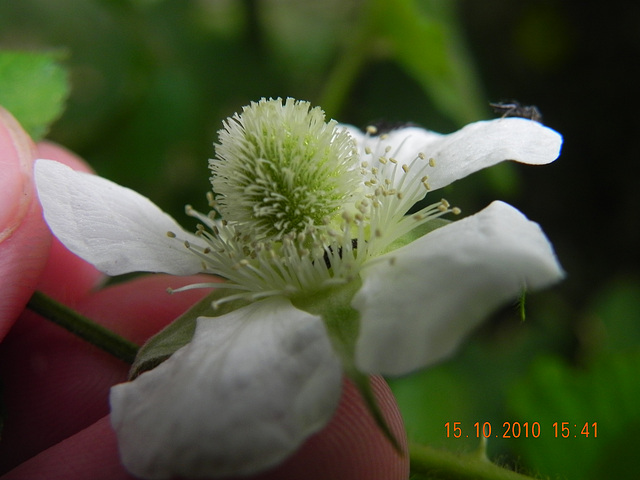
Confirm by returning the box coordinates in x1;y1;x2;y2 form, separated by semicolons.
0;274;213;473
0;108;51;337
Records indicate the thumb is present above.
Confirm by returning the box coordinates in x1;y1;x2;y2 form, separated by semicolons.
0;107;51;338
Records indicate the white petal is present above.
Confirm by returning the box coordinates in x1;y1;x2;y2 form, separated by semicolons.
34;159;205;275
424;118;562;190
110;297;342;479
353;201;564;376
342;119;562;192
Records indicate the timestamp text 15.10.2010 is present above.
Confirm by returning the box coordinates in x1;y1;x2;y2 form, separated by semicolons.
445;422;598;438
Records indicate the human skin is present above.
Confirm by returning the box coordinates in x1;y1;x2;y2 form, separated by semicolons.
0;109;409;479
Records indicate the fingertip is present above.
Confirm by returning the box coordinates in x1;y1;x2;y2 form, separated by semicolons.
0;107;36;229
0;108;51;338
0;417;136;480
247;376;409;480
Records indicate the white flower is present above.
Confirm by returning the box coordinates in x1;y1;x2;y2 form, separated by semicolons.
35;98;563;479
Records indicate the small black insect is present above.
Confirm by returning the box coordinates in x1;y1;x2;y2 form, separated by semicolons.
490;101;542;122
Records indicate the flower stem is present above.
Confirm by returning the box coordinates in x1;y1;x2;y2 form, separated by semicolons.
409;442;538;480
318;2;374;118
27;290;139;364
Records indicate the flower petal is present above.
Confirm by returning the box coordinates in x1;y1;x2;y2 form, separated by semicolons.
34;159;205;276
110;297;343;479
343;118;562;193
353;201;564;376
424;118;562;190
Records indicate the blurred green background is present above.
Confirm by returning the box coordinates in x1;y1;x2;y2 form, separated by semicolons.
1;1;639;478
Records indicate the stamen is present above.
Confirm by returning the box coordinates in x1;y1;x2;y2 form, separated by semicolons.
163;101;464;309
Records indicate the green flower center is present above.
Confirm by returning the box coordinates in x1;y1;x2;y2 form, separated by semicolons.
210;98;360;241
169;98;459;308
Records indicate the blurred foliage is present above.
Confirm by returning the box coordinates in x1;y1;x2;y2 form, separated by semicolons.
0;51;69;140
507;278;640;480
2;0;639;478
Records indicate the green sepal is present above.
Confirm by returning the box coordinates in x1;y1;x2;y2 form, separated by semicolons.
292;282;403;453
129;289;249;379
382;217;450;255
0;50;70;140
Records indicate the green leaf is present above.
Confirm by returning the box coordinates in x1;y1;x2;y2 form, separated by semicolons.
588;278;640;353
508;352;640;480
0;50;70;140
368;0;485;125
320;0;486;125
129;289;249;379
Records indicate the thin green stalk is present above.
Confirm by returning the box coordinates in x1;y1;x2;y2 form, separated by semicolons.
410;442;538;480
318;2;375;118
27;290;139;364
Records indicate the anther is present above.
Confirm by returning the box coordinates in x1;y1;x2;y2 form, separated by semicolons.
366;125;378;135
429;157;436;167
418;152;426;160
402;164;410;173
365;147;372;155
167;231;177;238
378;157;388;164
